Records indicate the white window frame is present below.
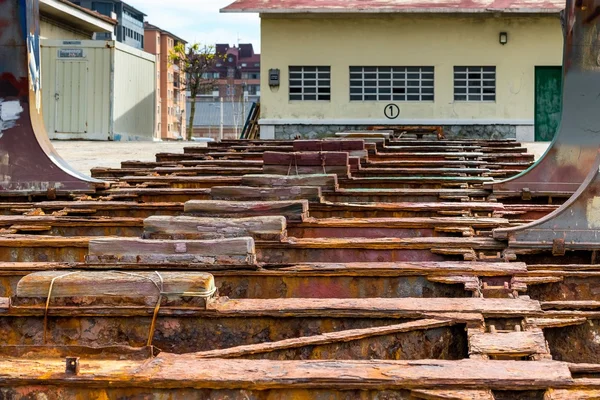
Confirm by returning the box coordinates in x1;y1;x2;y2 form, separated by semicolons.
454;66;496;102
349;66;434;102
289;66;331;101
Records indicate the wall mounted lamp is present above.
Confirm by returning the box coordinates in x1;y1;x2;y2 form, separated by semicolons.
499;32;508;45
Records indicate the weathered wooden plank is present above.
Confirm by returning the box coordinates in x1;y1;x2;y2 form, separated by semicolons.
211;297;543;317
240;174;338;191
184;200;309;222
0;261;528;276
525;317;588;329
144;216;286;241
0;216;143;227
542;301;600;310
297;217;509;229
87;237;256;265
195;319;452;359
153;166;263;175
0;358;573;390
0;235;90;248
411;389;494;400
545;389;600;400
121;160;264;169
211;186;323;202
275;237;505;250
119;176;242;188
356;167;491;176
16;271;215;299
274;262;528;276
468;328;549;357
316;201;504;212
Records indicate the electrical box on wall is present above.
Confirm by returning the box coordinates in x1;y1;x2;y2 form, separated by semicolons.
269;68;280;87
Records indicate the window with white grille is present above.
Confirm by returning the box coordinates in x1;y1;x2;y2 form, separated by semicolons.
349;66;434;101
454;66;496;101
289;66;331;101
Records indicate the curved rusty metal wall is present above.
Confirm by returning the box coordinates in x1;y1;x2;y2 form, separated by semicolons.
494;148;600;251
0;0;103;194
493;0;600;252
491;0;600;196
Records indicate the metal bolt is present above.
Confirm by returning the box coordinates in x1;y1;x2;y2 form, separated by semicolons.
65;357;80;375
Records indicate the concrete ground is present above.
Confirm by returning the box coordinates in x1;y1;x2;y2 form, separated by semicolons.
51;140;206;176
521;142;550;161
51;140;550;177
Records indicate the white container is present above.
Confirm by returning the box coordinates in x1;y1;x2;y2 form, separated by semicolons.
41;39;156;141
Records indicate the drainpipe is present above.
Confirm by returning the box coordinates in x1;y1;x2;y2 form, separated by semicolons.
219;97;224;142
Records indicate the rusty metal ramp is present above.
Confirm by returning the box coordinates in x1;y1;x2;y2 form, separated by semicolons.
488;0;600;202
0;0;104;198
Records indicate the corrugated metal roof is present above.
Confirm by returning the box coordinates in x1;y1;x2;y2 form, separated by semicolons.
221;0;563;14
187;101;253;127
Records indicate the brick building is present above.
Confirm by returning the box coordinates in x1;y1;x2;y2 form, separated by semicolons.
211;43;260;101
144;22;187;140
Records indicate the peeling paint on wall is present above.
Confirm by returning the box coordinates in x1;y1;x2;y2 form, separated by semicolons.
0;99;24;138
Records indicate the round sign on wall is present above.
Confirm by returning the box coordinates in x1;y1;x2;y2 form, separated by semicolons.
384;104;400;119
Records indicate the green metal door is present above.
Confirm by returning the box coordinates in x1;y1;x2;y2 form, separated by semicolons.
534;66;562;141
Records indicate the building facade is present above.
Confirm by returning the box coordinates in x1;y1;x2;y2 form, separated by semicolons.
72;0;146;49
40;0;116;40
222;0;563;141
211;43;261;100
144;23;187;140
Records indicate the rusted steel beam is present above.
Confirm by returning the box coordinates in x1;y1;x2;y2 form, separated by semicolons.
1;261;600;302
0;233;505;263
0;260;528;298
91;166;263;179
0;0;104;195
338;176;492;190
326;188;490;203
489;0;600;199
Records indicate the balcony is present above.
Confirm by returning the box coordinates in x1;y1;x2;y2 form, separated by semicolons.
122;13;144;29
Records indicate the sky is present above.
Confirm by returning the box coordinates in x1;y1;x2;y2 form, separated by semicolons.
126;0;261;51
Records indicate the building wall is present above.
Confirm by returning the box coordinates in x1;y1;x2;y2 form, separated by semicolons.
157;34;186;140
113;42;156;141
144;29;161;139
40;17;91;40
259;13;563;139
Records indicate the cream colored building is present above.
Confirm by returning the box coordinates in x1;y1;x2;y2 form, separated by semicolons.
222;0;564;141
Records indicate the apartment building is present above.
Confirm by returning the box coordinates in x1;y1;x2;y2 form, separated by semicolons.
144;22;187;140
212;43;261;100
72;0;146;49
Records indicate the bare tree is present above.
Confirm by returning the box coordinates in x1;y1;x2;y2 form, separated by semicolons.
169;43;220;141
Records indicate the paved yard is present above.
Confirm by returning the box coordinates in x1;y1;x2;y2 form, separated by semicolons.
51;141;206;176
51;140;550;177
